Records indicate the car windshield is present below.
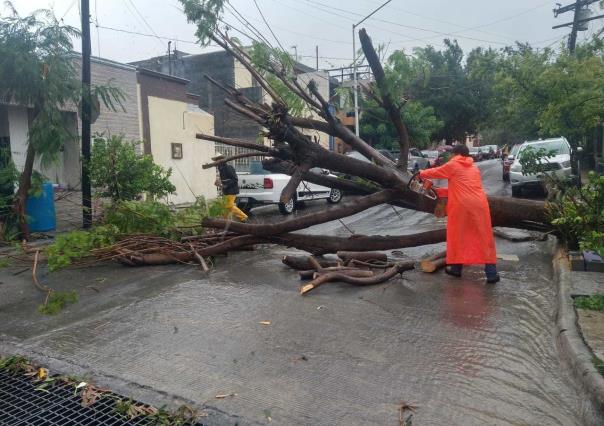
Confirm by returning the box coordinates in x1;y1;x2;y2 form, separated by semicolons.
519;140;567;157
510;144;521;156
469;147;481;152
422;150;438;158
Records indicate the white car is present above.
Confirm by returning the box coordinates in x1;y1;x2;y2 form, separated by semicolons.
509;137;573;197
236;161;343;215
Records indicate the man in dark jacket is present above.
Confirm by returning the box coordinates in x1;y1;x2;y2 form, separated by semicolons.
214;156;248;222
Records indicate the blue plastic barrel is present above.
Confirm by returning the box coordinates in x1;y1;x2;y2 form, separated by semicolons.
26;182;56;232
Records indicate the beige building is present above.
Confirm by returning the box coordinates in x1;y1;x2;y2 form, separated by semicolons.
137;68;217;205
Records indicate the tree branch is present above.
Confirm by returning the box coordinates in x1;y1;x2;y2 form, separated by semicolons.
359;28;410;170
280;161;312;203
203;152;270;169
196;133;271;152
202;190;398;236
262;158;376;195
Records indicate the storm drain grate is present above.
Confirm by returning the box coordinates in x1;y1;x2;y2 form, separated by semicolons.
0;368;197;425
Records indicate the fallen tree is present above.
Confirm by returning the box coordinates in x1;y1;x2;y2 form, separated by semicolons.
77;17;552;290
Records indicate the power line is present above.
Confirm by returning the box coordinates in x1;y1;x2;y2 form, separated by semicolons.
300;0;552;46
299;0;511;46
359;0;519;42
96;24;201;45
121;0;164;48
252;0;290;56
60;0;78;21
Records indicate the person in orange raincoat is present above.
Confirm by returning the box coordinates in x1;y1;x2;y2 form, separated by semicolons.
419;144;500;283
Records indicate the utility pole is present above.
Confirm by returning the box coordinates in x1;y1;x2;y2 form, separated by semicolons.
316;45;319;70
552;0;602;53
168;41;172;75
81;0;92;229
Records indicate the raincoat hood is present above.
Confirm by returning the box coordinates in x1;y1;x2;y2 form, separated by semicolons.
452;155;474;167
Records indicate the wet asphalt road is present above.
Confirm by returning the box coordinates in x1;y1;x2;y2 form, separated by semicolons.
1;160;602;425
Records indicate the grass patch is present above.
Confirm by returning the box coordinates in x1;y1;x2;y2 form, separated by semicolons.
574;294;604;311
593;356;604;376
38;291;78;315
0;257;10;268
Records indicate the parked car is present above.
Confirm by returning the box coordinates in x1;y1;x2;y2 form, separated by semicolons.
421;150;440;167
502;144;521;181
509;137;573;197
468;146;484;162
346;150;429;171
481;145;499;159
236;161;342;215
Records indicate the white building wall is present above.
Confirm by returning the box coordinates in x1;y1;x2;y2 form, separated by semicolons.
297;70;331;150
7;106;29;171
147;96;217;204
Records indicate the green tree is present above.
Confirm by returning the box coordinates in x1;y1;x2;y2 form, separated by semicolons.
410;40;477;142
90;135;175;202
359;49;443;149
179;0;227;45
0;5;124;237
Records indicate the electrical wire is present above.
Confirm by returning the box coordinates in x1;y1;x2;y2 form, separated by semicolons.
96;25;201;45
94;0;101;57
60;0;78;21
299;0;551;46
121;0;164;49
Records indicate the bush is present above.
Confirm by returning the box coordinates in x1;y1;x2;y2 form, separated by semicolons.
105;200;174;235
90;135;175;201
46;225;118;271
38;291;78;315
574;295;604;311
0;148;18;241
549;172;604;256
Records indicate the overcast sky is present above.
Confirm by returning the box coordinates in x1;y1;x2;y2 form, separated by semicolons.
5;0;604;68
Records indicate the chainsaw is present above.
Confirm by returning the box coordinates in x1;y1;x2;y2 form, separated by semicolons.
407;173;438;200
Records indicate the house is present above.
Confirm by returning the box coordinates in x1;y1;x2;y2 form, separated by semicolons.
2;55;217;206
136;68;217;204
131;50;332;170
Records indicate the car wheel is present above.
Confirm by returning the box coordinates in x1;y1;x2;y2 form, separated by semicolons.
327;188;342;204
511;186;522;197
278;197;296;215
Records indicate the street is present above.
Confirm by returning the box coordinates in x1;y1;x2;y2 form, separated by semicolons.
0;160;601;425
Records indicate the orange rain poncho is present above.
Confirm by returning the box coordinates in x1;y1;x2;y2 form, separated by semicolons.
419;155;497;265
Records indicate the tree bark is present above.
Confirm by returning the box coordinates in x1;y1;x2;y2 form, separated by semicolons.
359;28;410;170
14;143;36;240
300;260;415;295
337;251;388;263
202;190;397;236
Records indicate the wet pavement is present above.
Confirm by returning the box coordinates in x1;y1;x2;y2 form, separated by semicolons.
1;160;602;425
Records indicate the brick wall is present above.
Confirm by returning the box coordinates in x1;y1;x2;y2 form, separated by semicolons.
73;57;141;142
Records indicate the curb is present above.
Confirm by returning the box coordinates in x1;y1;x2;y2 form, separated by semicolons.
553;247;604;411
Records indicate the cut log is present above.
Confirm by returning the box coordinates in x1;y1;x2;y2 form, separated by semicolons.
300;260;415;295
272;229;447;254
337;251;388;264
282;255;340;270
299;266;372;280
307;256;323;271
202;190;397;236
313;270;374;279
420;257;447;273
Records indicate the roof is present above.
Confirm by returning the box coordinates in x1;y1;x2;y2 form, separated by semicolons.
136;67;190;85
524;137;568;144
